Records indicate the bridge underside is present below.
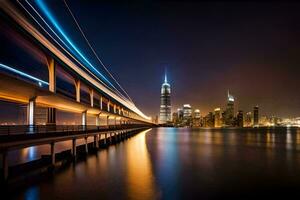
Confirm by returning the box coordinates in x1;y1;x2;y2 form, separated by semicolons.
0;74;146;125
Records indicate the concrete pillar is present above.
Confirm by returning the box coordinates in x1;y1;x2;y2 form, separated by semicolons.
85;137;88;153
47;108;56;125
2;151;8;181
109;133;112;143
50;142;55;165
72;139;77;157
47;57;56;93
82;111;87;127
100;96;103;110
107;100;110;112
107;115;109;126
89;89;94;107
104;133;107;145
94;135;99;148
75;79;81;102
96;113;100;126
96;134;99;148
27;98;36;126
114;104;116;113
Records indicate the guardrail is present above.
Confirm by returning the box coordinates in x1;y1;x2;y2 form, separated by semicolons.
0;124;148;136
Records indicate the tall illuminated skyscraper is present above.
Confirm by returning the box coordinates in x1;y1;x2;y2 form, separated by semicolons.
224;90;235;126
159;73;171;123
253;105;259;127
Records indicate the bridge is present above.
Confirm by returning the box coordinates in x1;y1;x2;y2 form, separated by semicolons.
0;1;154;181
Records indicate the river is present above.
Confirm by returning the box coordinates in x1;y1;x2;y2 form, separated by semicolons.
8;127;300;199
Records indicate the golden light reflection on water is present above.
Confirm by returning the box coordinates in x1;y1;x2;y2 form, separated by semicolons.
125;129;158;200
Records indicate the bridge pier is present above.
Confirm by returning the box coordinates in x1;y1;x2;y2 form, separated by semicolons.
50;142;55;166
104;133;107;145
96;134;100;148
94;135;99;148
2;151;8;181
47;108;56;125
72;139;77;158
96;114;100;126
85;137;88;154
109;133;112;144
82;111;87;128
27;98;36;126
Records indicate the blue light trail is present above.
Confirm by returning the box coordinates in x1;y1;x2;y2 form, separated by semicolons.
0;63;49;86
35;0;117;91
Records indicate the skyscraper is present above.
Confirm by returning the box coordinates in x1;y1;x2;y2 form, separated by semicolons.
253;106;259;127
214;108;222;127
159;73;171;123
224;90;235;126
237;110;244;127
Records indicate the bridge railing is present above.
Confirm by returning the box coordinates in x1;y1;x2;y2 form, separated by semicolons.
0;124;148;136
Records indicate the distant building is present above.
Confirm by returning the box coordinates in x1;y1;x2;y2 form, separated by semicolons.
244;112;252;127
214;108;222;127
204;112;214;127
183;104;192;126
193;109;201;118
253;106;259;127
237;110;244;127
224;90;235;126
192;109;201;127
159;73;171;123
177;108;184;121
183;104;192;119
172;112;178;125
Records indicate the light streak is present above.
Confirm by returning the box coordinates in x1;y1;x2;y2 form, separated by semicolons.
0;63;49;85
63;0;133;103
23;0;130;103
35;0;121;95
1;1;151;121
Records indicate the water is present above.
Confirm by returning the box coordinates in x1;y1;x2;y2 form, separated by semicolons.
8;127;300;199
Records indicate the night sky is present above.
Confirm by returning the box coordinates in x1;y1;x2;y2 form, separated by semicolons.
3;1;300;118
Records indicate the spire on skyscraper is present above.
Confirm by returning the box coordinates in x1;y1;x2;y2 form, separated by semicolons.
164;70;168;83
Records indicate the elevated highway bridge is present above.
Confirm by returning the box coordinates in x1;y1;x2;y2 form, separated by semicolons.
0;1;155;181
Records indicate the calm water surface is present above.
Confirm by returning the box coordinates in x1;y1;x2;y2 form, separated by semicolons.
9;127;300;199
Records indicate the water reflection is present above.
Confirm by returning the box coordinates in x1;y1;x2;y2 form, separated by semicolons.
125;129;157;200
9;127;300;199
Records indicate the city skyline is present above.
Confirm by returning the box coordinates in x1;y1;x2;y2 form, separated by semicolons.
1;1;300;119
1;1;300;199
41;1;300;118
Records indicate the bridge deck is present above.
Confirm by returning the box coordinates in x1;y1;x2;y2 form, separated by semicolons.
0;125;150;152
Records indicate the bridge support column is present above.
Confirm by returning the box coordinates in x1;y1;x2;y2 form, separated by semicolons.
96;134;99;148
96;114;100;126
82;111;87;129
27;98;36;126
85;137;88;154
109;133;112;144
104;133;107;145
89;89;94;107
100;96;103;110
72;139;77;158
114;132;118;142
47;57;56;93
2;151;8;181
106;116;109;127
47;108;56;125
75;79;81;102
93;135;97;148
50;142;55;165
